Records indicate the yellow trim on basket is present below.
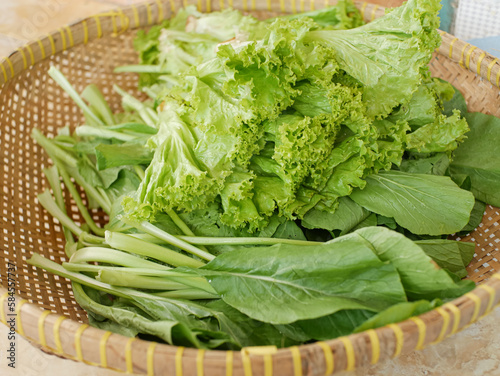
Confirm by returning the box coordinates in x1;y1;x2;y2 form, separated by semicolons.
59;28;67;51
448;37;458;59
53;316;67;354
370;4;379;21
443;303;461;334
243;347;277;376
476;52;486;75
300;0;305;12
175;347;184;376
465;46;477;69
496;69;500;88
99;331;112;367
65;26;75;46
263;354;273;376
147;342;157;376
433;307;450;344
198;0;202;11
75;324;89;361
1;62;7;82
290;346;303;376
196;349;205;376
228;0;233;8
241;349;252;376
111;13;118;35
366;330;380;364
47;34;56;55
37;40;46;59
125;337;136;373
17;47;28;69
317;341;334;375
251;0;256;11
459;43;471;68
291;0;297;14
156;0;164;22
38;310;52;347
15;299;28;337
226;350;233;376
83;20;89;44
409;317;426;350
465;292;482;323
5;57;14;77
242;0;248;11
478;284;496;316
486;58;498;82
310;0;315;11
266;0;272;11
169;0;176;12
146;3;154;25
26;45;35;66
324;0;329;9
93;16;103;38
339;337;355;371
360;2;368;21
132;5;141;28
0;292;8;324
280;0;285;12
207;0;212;12
388;324;404;357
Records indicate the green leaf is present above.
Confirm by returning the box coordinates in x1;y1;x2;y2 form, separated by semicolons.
349;227;475;300
414;239;475;278
399;153;450;176
302;197;370;234
354;299;441;332
96;143;154;170
350;171;475;235
450;112;500;207
460;200;486;234
276;309;374;342
305;0;441;117
443;84;467;117
196;237;407;324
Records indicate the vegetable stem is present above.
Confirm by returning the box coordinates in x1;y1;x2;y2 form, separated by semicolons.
43;166;74;246
37;190;83;237
48;67;104;126
130;221;216;262
105;231;206;268
176;236;323;246
69;247;171;270
55;160;105;237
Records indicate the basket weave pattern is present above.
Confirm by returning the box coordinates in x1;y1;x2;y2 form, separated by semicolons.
1;1;500;375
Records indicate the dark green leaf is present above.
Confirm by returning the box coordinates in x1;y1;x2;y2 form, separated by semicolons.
450;112;500;206
196;236;407;324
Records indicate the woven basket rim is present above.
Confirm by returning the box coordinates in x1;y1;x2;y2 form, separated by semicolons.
1;1;500;374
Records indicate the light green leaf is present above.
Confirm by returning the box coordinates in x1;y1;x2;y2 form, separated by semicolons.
350;171;475;235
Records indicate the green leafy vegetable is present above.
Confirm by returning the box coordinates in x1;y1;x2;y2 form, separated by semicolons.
350;171;475;235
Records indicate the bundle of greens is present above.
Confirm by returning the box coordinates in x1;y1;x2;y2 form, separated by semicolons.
28;0;500;349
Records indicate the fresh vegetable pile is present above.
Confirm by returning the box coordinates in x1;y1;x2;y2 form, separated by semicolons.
28;0;500;349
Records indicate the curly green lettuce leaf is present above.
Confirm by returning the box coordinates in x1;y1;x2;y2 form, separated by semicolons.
305;0;441;117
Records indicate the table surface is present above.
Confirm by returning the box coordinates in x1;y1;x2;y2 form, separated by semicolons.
1;1;499;375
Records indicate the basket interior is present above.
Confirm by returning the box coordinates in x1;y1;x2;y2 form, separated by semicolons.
1;14;500;324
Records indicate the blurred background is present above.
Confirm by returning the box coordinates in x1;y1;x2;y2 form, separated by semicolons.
0;0;499;58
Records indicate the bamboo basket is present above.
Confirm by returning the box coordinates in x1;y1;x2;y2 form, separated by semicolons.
1;1;500;375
